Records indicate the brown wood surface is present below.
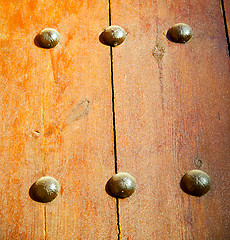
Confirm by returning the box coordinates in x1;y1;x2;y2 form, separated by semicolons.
111;0;230;239
0;0;117;239
41;2;118;239
0;0;230;239
0;1;45;238
223;0;230;38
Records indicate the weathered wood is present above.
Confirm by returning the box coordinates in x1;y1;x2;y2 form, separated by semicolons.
111;0;230;239
0;0;230;239
0;2;46;238
0;0;118;239
223;0;230;39
38;1;118;239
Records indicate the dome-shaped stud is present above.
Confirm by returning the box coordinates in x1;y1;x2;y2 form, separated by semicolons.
29;176;60;203
106;172;137;198
180;170;211;197
167;23;193;43
100;25;127;47
38;28;61;48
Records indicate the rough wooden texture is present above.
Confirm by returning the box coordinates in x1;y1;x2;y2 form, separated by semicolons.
40;2;118;239
0;2;46;238
0;0;117;239
223;0;230;38
0;0;230;239
111;0;230;239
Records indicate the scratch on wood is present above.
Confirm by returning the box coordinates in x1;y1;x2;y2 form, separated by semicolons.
157;61;165;110
152;39;166;110
65;98;92;124
218;112;221;121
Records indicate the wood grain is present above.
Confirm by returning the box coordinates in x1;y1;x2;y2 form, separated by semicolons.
111;0;230;239
0;0;229;239
0;0;118;239
0;1;46;238
223;0;230;39
37;1;118;239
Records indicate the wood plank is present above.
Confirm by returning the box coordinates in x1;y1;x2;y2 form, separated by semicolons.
34;1;118;239
0;1;46;238
111;0;230;239
0;0;118;239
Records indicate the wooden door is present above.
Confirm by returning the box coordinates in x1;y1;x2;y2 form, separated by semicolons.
0;0;229;239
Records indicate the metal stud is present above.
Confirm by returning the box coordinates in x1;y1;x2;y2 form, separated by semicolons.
167;23;193;43
38;28;61;48
100;25;127;47
29;176;60;203
106;172;137;198
180;170;211;197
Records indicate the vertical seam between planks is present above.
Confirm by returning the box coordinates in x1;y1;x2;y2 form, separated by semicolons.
220;0;230;57
108;0;117;174
110;46;118;175
116;198;121;240
108;1;121;239
110;48;122;239
108;0;112;26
